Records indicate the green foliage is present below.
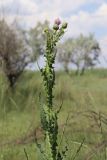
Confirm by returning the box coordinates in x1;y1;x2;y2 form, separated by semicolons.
0;19;30;88
29;20;49;61
1;70;107;159
57;34;100;75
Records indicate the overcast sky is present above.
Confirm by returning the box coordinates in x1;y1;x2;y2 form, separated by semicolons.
0;0;107;67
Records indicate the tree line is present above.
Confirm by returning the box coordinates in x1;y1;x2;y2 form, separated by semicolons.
0;18;101;88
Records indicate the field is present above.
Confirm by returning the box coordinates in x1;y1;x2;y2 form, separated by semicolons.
0;69;107;160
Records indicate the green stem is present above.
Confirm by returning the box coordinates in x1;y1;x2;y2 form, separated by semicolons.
40;21;67;160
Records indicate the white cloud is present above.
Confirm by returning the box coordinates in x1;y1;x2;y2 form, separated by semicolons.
0;0;107;60
0;0;104;22
18;0;38;14
44;0;87;13
0;0;38;15
0;0;106;28
66;3;107;37
36;0;104;15
0;0;13;5
96;3;107;16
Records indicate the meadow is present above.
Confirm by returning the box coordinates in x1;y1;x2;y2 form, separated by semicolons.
0;69;107;160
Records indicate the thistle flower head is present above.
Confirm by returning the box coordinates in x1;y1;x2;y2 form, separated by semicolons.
54;18;61;26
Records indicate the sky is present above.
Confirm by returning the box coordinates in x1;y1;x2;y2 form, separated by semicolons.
0;0;107;68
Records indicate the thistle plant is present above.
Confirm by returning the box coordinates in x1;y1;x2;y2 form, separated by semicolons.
37;19;68;160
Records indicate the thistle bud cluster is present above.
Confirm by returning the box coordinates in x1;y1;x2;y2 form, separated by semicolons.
53;18;68;31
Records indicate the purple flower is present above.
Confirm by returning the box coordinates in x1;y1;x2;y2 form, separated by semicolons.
54;18;61;26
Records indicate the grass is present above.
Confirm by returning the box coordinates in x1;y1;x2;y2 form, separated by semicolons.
0;69;107;159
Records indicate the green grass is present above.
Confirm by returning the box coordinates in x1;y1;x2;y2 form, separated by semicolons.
1;69;107;159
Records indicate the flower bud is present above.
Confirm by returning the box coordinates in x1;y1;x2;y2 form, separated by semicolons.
44;28;48;33
54;18;61;26
62;22;68;29
53;24;59;31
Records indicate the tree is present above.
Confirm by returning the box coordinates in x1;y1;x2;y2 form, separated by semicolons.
0;19;31;87
57;38;74;74
57;34;101;75
29;20;49;61
74;34;100;75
